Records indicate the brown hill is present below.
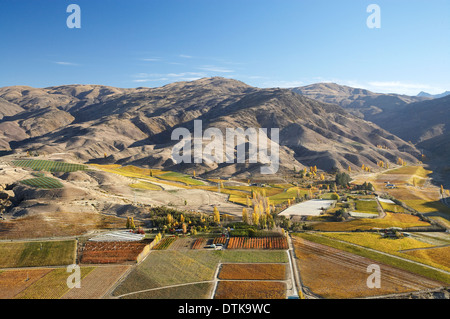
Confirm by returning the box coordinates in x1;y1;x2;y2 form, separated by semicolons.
0;78;420;176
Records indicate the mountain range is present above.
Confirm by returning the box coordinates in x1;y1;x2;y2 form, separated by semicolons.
0;78;422;178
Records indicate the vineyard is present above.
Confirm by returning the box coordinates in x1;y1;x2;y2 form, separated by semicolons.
20;176;64;189
152;237;177;250
12;159;88;172
214;281;286;299
218;263;287;280
81;241;149;264
192;238;206;249
213;237;227;245
227;237;288;249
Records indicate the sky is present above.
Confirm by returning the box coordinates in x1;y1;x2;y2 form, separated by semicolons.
0;0;449;95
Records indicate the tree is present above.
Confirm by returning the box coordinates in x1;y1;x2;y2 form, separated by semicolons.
129;217;136;229
330;193;340;201
242;207;248;224
182;223;187;234
213;206;220;224
335;172;351;187
126;217;130;229
193;170;196;178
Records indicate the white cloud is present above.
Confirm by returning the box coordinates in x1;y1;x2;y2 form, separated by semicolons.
198;65;234;73
140;58;161;62
366;81;443;95
54;61;78;66
260;80;305;88
179;54;193;59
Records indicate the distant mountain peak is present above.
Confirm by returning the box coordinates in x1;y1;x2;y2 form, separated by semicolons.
417;91;450;99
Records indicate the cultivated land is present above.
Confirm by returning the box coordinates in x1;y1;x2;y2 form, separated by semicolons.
292;236;446;299
1;154;449;300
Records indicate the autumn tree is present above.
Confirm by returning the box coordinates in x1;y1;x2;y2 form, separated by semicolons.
213;206;220;224
242;207;249;224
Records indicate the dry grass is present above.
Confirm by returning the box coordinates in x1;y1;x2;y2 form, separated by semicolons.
0;212;126;239
218;263;286;280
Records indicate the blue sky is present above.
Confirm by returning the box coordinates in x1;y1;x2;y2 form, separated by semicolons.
0;0;449;95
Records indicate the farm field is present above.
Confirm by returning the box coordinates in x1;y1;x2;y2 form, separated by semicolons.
20;176;64;189
120;282;214;299
14;267;95;299
319;232;450;272
0;268;52;299
0;240;76;268
12;159;88;172
214;281;286;299
292;236;446;298
111;250;288;298
152;237;177;250
218;263;287;280
312;212;431;231
227;237;288;249
293;233;450;285
167;237;197;250
81;241;150;264
403;247;450;271
353;199;378;214
61;265;131;299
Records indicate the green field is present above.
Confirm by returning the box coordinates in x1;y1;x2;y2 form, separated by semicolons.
112;249;288;298
12;159;87;172
20;176;64;189
353;200;379;214
156;172;204;186
0;240;77;268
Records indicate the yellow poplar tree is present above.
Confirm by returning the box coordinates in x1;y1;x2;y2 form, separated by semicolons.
242;207;248;224
213;206;220;224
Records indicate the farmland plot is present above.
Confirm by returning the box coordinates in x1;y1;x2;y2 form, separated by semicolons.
214;281;286;299
292;236;445;299
81;241;149;264
218;263;287;280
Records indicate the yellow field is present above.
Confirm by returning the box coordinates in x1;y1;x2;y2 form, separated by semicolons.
321;232;450;272
322;232;433;253
312;212;430;231
15;267;95;299
403;247;450;271
129;181;162;191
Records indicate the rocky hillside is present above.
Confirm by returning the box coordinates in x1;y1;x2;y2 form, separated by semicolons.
0;78;420;177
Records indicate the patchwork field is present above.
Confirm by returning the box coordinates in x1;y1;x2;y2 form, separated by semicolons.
14;267;95;299
81;241;150;264
12;159;88;172
293;233;450;285
312;212;431;231
61;265;131;299
111;250;288;299
20;176;64;189
218;263;287;280
0;240;76;268
227;237;288;249
214;281;286;299
292;236;446;299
